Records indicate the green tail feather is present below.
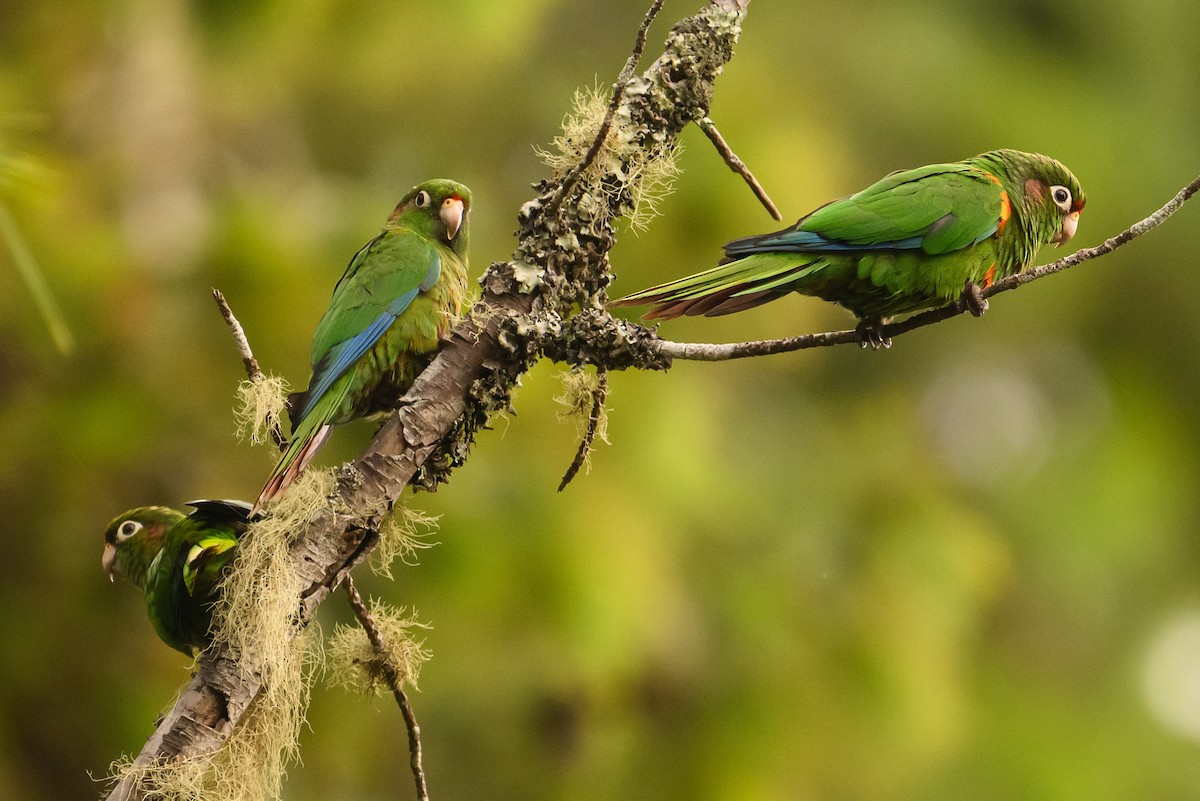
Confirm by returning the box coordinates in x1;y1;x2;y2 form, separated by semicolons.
254;377;351;512
613;253;825;319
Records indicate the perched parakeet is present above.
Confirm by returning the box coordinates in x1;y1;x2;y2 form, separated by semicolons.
102;500;252;656
255;179;472;511
613;149;1084;345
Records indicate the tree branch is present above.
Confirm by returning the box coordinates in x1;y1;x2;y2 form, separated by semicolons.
104;2;750;797
548;0;665;209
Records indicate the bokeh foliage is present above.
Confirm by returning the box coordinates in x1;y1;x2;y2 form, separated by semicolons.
1;0;1198;799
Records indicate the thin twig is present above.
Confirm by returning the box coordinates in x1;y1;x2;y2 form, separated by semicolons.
558;369;609;491
697;117;781;220
548;0;666;209
212;288;263;381
654;173;1200;361
212;287;287;449
343;576;429;801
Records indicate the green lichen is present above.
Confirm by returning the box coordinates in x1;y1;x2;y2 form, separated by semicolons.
234;375;290;448
534;85;680;233
370;503;439;578
555;368;610;442
107;629;320;801
326;601;430;695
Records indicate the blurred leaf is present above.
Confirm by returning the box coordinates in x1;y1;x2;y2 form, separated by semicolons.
0;123;73;355
0;197;74;355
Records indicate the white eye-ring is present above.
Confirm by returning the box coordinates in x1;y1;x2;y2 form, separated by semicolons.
1050;185;1072;211
117;520;143;542
415;190;431;208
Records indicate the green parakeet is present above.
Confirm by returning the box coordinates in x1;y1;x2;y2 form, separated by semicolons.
613;149;1084;345
255;179;472;511
102;500;251;656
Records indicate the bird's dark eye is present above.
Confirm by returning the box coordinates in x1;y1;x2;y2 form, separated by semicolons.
117;520;142;541
1050;185;1072;209
415;190;431;208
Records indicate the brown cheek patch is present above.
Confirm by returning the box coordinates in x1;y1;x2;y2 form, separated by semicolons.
1024;178;1046;203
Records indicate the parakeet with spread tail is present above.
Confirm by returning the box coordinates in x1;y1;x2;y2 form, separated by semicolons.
255;179;472;512
613;149;1084;346
102;500;252;656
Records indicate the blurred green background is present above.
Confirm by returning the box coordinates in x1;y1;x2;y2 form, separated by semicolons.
2;0;1199;798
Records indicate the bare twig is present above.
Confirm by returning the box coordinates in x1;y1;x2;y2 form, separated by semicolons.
212;287;287;449
549;0;666;208
697;117;781;220
653;173;1200;361
212;288;262;380
343;576;428;801
558;369;609;492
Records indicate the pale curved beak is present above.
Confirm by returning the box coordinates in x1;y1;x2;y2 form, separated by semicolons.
102;543;118;582
1053;211;1080;247
440;197;464;241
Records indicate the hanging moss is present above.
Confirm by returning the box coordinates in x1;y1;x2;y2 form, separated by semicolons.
233;375;290;448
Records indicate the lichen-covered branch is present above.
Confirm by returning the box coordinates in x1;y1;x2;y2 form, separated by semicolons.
103;3;749;797
557;369;609;492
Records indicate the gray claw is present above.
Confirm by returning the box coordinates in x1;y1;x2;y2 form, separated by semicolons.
855;318;892;350
959;282;989;318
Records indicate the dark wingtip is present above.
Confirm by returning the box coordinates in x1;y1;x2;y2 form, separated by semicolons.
644;301;690;320
251;477;284;518
702;290;782;316
607;296;642;309
285;390;305;431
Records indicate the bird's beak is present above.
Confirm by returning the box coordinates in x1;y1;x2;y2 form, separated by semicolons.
102;543;118;582
1053;211;1080;247
440;196;464;241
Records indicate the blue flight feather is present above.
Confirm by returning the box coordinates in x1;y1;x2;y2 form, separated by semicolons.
727;230;927;255
296;249;440;422
297;303;407;421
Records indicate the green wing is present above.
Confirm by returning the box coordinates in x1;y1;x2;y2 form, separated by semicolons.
289;228;441;426
726;163;1006;257
309;229;441;372
146;501;249;655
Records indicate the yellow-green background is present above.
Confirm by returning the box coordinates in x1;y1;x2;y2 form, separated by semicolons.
2;0;1198;798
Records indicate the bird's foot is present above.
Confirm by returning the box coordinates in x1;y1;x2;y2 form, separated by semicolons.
958;282;989;318
855;317;892;350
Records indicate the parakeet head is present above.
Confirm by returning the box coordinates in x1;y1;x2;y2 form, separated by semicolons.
102;506;184;589
991;149;1086;248
388;178;473;256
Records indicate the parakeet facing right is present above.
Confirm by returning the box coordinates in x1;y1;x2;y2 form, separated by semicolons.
255;179;472;512
612;149;1085;346
103;499;251;656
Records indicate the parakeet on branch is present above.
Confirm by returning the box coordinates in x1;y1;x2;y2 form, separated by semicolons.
102;499;252;656
613;149;1084;346
255;179;472;512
